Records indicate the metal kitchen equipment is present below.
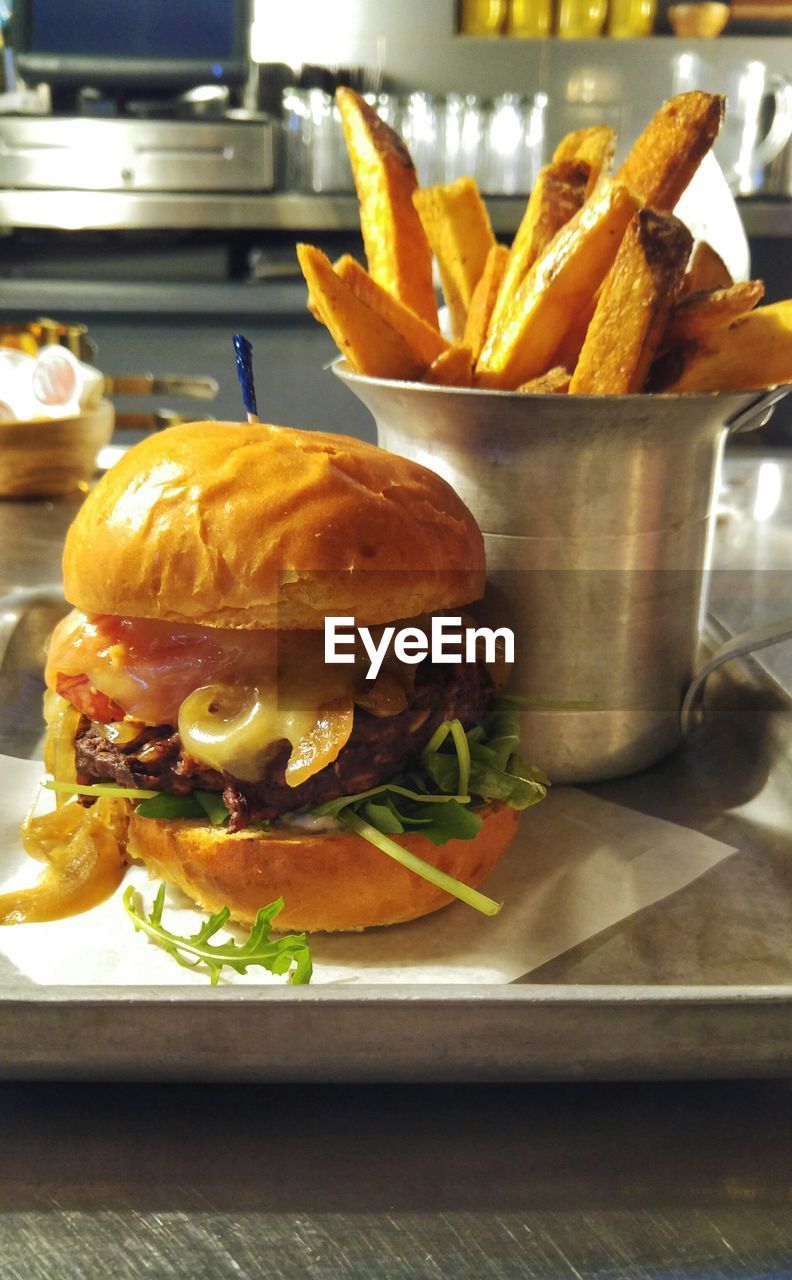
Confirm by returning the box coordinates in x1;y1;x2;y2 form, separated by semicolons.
334;365;791;784
0;115;274;192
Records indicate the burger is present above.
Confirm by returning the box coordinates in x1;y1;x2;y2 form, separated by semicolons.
42;421;544;932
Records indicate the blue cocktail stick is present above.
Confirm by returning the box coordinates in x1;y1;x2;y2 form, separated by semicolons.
232;333;259;422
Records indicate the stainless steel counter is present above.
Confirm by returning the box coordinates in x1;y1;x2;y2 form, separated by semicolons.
1;445;791;1277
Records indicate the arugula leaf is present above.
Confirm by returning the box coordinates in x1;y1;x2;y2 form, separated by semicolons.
415;798;483;845
123;883;312;985
339;811;501;917
135;793;206;820
45;779;158;801
361;799;406;834
195;791;232;825
312;697;547;851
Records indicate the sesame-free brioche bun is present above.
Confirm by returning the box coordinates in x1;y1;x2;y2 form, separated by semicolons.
63;421;485;629
126;801;518;932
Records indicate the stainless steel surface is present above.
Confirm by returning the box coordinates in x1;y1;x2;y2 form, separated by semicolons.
336;365;787;783
103;373;219;400
0;185;788;235
0;116;275;193
0;585;67;758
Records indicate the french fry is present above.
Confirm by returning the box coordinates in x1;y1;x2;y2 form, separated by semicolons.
518;368;571;394
336;87;438;327
487;161;590;338
552;293;598;374
297;243;427;381
658;301;792;393
476;181;638;390
681;240;733;296
570;210;692;395
617;92;724;210
552;126;616;193
665;280;765;347
412;177;495;339
334;254;449;366
423;345;474;387
463;243;509;362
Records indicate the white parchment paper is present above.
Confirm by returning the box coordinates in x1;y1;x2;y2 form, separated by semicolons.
0;753;738;986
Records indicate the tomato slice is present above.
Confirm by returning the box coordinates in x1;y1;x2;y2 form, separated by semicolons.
55;673;125;724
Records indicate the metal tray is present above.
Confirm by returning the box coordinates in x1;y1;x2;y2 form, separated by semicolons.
1;590;791;1082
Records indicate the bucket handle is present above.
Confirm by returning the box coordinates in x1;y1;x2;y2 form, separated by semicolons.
681;614;792;735
726;385;792;435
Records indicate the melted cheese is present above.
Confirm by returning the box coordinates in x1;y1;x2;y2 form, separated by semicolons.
178;683;353;786
45;610;429;787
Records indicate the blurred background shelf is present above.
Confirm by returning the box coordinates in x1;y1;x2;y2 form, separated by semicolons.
0;189;789;237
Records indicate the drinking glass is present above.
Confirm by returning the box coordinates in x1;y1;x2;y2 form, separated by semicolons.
281;86;313;191
442;93;485;184
401;92;440;186
482;92;547;194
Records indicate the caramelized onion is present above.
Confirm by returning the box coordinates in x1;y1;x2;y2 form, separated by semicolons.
98;720;146;747
0;797;127;925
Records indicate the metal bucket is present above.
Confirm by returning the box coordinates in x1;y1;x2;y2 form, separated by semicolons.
334;363;788;783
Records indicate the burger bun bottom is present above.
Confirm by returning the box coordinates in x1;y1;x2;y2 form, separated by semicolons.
126;802;520;933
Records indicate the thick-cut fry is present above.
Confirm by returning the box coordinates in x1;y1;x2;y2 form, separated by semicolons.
423;345;474;388
617;92;724;210
659;301;792;393
336;86;438;327
463;243;509;362
487;161;590;338
552;126;616;193
570;210;692;395
518;368;571;394
681;240;733;296
665;281;765;347
412;177;495;339
476;181;638;390
552;294;597;373
334;254;449;366
297;243;427;381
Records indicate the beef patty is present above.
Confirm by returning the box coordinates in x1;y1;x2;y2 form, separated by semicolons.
75;662;491;831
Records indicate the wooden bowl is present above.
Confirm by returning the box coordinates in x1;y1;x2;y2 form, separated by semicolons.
0;399;115;499
668;2;730;36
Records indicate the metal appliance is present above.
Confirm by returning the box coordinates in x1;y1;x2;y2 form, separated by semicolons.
0;114;274;193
